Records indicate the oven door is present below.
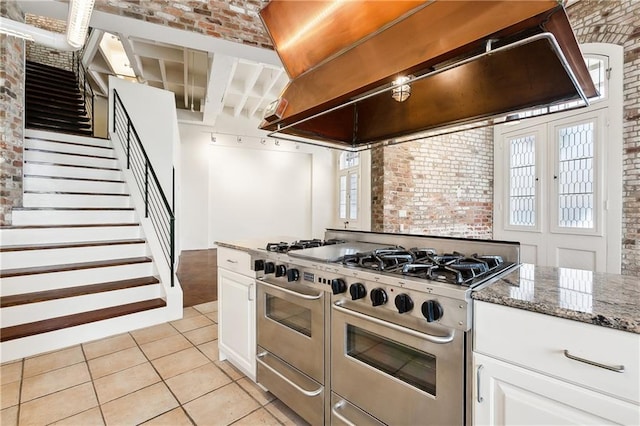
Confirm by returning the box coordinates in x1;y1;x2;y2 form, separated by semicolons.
256;278;325;382
331;301;465;426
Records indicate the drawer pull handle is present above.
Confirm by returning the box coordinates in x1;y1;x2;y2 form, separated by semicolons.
331;400;357;426
226;259;238;264
563;350;625;373
256;352;323;397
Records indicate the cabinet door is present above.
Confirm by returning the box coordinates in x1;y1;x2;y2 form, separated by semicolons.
218;268;256;380
474;353;640;426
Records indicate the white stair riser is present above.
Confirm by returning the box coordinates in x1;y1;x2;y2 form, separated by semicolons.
1;262;155;296
0;284;163;327
0;225;142;245
1;243;147;269
25;130;112;148
0;306;177;363
11;209;136;225
25;139;115;158
25;150;118;169
24;177;127;193
24;193;131;208
24;162;123;181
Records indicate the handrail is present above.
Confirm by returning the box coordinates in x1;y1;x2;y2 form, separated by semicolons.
73;49;94;136
112;89;175;286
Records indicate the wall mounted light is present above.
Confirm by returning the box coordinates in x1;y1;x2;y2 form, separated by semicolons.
392;75;413;102
66;0;96;48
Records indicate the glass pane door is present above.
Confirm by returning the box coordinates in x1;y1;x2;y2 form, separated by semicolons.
346;325;436;395
266;294;312;337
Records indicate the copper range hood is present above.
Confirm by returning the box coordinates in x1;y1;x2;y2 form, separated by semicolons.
258;0;598;150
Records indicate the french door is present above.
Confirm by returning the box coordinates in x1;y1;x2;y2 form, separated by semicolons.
494;44;622;273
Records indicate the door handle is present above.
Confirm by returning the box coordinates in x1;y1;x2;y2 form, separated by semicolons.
257;279;323;300
333;301;455;344
331;400;357;426
476;364;484;403
256;352;323;397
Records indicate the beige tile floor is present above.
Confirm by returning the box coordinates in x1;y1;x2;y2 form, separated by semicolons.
1;302;308;426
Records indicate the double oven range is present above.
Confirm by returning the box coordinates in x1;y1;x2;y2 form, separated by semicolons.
252;230;519;425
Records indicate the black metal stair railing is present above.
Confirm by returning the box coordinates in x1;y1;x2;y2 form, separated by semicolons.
73;50;94;135
112;89;175;287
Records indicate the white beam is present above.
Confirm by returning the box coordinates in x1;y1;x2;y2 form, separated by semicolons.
118;34;145;82
234;64;263;118
202;53;237;125
183;48;189;109
248;67;285;118
159;59;168;90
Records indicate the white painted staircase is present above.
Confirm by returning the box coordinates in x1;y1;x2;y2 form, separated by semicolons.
0;130;180;362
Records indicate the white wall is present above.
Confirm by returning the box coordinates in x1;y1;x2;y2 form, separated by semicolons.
179;122;335;250
108;76;178;207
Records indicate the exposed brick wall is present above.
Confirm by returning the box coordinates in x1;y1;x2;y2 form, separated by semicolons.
0;0;25;225
25;14;73;71
93;0;273;49
567;0;640;275
371;128;494;239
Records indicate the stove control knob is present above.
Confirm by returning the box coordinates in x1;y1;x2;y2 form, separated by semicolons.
395;293;414;314
254;259;265;271
287;268;300;282
264;262;275;274
275;264;287;277
331;278;347;295
349;283;367;300
421;300;444;322
370;288;388;307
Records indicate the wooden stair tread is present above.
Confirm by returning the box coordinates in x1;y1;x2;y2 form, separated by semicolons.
0;276;159;308
0;223;139;230
24;174;124;183
25;160;120;171
24;190;129;196
25;136;112;150
25;148;115;160
0;238;146;252
0;298;166;342
13;207;135;211
0;257;152;278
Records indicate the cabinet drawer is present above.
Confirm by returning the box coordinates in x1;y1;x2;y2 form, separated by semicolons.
474;301;640;404
217;247;253;276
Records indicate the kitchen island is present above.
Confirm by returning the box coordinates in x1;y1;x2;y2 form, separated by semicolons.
472;264;640;425
472;263;640;334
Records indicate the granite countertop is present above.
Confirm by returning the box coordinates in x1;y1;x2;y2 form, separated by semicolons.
473;264;640;334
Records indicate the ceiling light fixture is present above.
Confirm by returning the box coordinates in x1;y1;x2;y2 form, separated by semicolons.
66;0;96;48
392;75;413;102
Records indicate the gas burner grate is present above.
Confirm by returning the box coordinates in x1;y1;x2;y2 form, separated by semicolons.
265;238;347;253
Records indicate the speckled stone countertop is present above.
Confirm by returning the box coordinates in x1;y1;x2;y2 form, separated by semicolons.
472;264;640;334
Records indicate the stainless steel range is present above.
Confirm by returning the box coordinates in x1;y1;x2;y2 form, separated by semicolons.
251;230;519;426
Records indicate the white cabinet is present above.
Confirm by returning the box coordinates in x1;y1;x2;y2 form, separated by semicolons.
473;301;640;426
474;353;639;425
218;247;256;380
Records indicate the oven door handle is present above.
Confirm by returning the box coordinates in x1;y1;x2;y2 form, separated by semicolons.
331;400;357;426
257;279;323;300
256;352;323;397
333;302;455;344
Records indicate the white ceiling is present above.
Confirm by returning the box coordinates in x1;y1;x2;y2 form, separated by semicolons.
19;0;289;127
85;30;288;126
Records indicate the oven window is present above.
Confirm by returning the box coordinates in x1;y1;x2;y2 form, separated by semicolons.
265;294;312;337
346;325;436;395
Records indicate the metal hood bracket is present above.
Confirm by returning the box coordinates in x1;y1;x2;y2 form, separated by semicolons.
259;0;598;150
